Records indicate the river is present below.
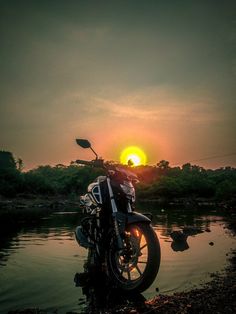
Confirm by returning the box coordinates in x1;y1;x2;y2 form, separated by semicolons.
0;205;235;313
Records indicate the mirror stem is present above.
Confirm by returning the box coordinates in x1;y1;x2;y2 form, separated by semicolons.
90;147;98;159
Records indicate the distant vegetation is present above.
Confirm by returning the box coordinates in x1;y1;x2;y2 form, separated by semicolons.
0;151;236;205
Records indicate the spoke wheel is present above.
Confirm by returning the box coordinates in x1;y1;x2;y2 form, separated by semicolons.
107;223;160;293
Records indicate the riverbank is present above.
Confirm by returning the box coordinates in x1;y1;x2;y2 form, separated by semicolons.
0;194;231;230
145;264;236;313
116;248;236;314
0;195;80;210
0;196;80;232
1;193;235;210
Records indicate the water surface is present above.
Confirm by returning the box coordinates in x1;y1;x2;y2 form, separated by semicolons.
0;207;235;313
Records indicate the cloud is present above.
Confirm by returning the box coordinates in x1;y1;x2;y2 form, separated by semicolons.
1;1;235;168
89;86;230;125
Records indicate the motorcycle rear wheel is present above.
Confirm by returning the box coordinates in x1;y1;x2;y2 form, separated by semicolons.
107;222;161;293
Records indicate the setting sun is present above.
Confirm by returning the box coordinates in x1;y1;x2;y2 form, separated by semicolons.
120;146;147;166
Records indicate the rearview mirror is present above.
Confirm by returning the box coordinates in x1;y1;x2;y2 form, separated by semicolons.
76;138;98;159
76;139;91;149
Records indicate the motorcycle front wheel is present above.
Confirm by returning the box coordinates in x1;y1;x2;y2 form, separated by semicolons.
107;222;161;293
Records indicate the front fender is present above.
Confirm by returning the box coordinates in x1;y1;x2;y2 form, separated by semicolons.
127;211;151;225
114;211;151;235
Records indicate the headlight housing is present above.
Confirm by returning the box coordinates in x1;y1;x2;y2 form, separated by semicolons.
120;181;135;201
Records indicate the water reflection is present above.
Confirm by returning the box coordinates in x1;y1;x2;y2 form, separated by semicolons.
143;201;218;232
170;231;189;252
0;210;81;264
0;207;235;313
74;262;147;314
171;239;189;252
0;231;19;266
169;227;205;252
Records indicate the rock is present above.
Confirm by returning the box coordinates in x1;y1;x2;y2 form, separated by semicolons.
209;242;214;246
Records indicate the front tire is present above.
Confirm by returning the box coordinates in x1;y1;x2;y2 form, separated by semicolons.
107;222;161;293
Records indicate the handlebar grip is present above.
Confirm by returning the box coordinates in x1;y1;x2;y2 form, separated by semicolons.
75;159;104;168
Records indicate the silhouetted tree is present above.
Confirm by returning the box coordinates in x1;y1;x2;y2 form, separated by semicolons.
157;160;170;170
0;151;16;170
0;151;235;203
0;151;22;197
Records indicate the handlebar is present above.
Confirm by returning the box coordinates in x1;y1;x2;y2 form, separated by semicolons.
75;159;105;168
74;159;138;181
76;159;93;166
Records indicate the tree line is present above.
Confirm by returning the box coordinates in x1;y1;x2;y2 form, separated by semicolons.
0;151;235;203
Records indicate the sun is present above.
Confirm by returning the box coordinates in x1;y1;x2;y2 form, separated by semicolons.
120;146;147;166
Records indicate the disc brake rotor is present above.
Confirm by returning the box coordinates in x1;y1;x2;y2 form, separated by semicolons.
117;232;142;271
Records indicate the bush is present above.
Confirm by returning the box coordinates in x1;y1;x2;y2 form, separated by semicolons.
0;168;22;197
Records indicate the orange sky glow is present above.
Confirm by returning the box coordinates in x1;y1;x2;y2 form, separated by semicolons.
0;1;235;170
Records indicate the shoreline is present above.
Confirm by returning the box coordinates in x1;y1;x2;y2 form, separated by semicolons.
0;195;234;211
6;249;236;314
6;218;236;314
143;248;236;314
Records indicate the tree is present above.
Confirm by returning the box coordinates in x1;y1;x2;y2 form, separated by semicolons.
157;160;170;170
0;151;22;197
0;151;17;170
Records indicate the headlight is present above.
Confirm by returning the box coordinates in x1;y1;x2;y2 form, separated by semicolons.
79;194;94;213
120;181;135;199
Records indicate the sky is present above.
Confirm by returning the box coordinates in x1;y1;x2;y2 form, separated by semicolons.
0;0;235;169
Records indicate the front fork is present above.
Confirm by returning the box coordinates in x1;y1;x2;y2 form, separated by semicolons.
107;177;126;250
106;178;151;250
112;213;125;250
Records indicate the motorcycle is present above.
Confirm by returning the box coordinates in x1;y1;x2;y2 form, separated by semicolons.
74;139;161;293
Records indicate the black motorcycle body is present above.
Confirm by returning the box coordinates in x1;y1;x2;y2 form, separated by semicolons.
74;139;161;293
